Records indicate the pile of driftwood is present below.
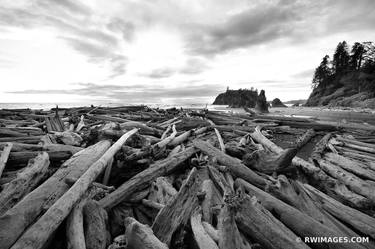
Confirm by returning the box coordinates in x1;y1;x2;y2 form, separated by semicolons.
0;105;375;249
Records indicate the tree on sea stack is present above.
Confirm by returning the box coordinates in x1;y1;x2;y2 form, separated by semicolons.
255;90;269;113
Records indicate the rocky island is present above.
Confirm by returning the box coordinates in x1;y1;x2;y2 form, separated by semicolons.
212;87;259;108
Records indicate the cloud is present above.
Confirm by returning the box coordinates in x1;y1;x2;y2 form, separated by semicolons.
184;3;301;55
107;18;135;42
139;68;176;79
140;57;209;79
0;1;130;78
179;58;209;74
7;82;223;104
182;0;375;56
61;37;127;77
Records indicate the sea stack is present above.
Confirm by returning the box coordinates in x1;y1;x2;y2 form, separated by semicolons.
271;98;287;107
255;90;269;113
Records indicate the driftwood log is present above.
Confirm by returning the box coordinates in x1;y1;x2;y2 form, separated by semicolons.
0;142;12;177
83;200;110;249
250;126;372;210
235;194;310;249
193;140;268;188
190;209;219;249
0;152;49;215
9;129;138;249
235;178;364;249
152;167;202;246
124;217;168;249
99;147;198;209
0;140;111;249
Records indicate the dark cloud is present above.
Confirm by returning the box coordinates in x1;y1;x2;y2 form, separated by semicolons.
184;0;375;56
185;3;301;55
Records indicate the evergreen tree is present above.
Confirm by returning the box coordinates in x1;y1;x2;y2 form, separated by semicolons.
350;42;365;70
333;41;350;73
312;55;332;89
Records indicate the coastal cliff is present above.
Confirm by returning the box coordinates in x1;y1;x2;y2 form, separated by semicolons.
306;41;375;108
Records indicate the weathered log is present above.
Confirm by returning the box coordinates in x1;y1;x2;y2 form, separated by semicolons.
201;179;222;223
148;177;177;205
124;217;168;249
295;128;316;149
250;126;371;209
235;178;361;249
0;128;29;137
319;160;375;203
99;147;198;209
66;188;105;249
207;119;225;152
0;142;12;177
338;147;375;162
102;157;113;186
236;194;310;249
224;141;251;159
324;153;375;181
160;125;171;140
52;131;83;146
207;165;231;196
9;129;138;249
0;152;49;215
267;176;362;239
168;145;182;157
152;124;177;154
0;136;43;144
120;121;162;137
0;118;37;126
218;193;251;249
152;167;201;245
83;200;109;249
142;199;165;210
42;143;83;155
66;197;86;249
0;140;111;249
336;136;375;149
193;140;268;188
311;133;333;163
8;150;72;164
168;127;209;147
335;139;375;154
242;147;297;174
45;115;64;132
202;221;219;243
303;183;375;239
0;142;42;152
86;114;130;123
191;209;219;249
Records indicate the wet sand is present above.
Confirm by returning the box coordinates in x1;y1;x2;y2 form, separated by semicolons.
210;105;375;125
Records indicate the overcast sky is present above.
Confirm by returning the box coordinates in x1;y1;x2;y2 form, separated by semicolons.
0;0;374;105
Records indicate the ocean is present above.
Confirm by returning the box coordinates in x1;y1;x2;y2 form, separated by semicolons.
0;102;231;111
